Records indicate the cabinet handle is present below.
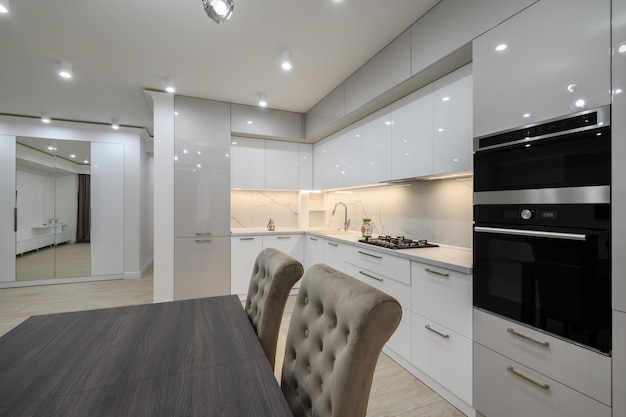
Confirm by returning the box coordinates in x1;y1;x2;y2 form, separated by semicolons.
327;242;338;247
240;237;255;241
195;232;212;236
277;236;291;239
309;237;318;241
358;250;383;260
425;324;449;339
507;328;550;347
425;268;449;278
506;366;550;390
195;239;212;243
359;270;383;282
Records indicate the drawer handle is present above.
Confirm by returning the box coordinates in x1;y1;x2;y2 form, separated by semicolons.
327;242;338;247
425;268;449;278
195;232;212;236
507;366;550;390
195;239;212;243
425;324;449;339
358;250;383;260
359;270;383;282
277;236;291;239
507;328;550;347
309;237;318;241
239;237;255;241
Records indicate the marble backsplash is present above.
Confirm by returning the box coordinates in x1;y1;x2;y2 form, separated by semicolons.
231;177;473;248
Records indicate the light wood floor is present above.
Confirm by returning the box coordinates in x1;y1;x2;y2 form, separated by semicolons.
0;269;464;417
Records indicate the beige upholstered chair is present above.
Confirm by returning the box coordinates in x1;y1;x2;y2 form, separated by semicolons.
245;247;304;370
281;263;402;417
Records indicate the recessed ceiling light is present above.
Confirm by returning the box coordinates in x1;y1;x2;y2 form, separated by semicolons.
165;78;175;93
495;44;508;52
281;50;292;71
258;93;267;107
0;0;9;14
84;160;89;164
575;98;586;108
441;96;450;102
202;0;234;24
111;118;120;130
58;61;72;79
247;120;253;124
70;154;76;158
522;113;531;118
41;113;51;124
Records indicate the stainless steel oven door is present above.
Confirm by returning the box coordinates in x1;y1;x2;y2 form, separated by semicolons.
473;225;611;354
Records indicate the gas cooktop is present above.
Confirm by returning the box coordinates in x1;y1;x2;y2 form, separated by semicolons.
358;236;439;250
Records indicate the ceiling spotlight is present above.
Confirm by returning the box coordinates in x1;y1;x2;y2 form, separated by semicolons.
258;93;267;108
165;78;176;93
58;61;72;79
0;0;9;13
202;0;234;24
111;118;120;130
281;50;292;71
495;44;508;52
41;113;51;124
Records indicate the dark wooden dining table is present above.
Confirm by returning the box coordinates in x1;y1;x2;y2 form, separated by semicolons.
0;295;293;417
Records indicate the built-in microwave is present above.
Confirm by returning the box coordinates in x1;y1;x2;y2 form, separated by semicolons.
473;106;610;205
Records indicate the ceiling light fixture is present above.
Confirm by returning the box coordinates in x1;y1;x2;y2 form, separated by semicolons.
495;44;508;52
111;118;120;130
281;50;292;71
202;0;234;24
258;93;267;108
41;113;51;124
0;0;9;13
58;61;72;79
165;78;176;93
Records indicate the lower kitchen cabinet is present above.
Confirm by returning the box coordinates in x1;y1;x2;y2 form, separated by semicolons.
323;239;347;271
412;312;472;405
474;343;611;417
230;235;263;295
263;234;303;288
174;236;230;301
303;235;324;270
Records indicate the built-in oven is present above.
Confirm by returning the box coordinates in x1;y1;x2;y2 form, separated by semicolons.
472;106;612;354
473;204;611;354
474;106;610;205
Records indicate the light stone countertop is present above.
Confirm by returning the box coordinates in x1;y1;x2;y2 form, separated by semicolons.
231;228;473;274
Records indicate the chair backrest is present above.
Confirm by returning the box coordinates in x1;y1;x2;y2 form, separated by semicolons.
280;263;402;417
245;247;304;370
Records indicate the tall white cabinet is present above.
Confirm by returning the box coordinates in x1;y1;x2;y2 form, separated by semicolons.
174;96;231;300
0;135;16;282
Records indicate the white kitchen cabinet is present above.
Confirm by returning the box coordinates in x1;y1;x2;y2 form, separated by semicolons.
303;235;324;270
327;123;362;189
174;236;230;300
323;239;347;272
174;96;231;238
614;310;626;417
264;233;304;289
298;143;313;190
230;235;263;295
230;104;303;140
474;308;611;407
230;136;265;190
174;96;231;300
361;105;392;184
305;84;345;142
473;0;611;138
265;140;299;190
411;261;472;338
391;85;434;180
0;135;16;283
412;312;472;405
433;64;472;175
474;343;611;417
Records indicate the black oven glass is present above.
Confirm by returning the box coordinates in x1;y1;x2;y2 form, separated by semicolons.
473;204;611;354
474;127;610;192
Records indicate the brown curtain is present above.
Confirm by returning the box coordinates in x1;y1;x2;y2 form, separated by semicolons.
76;174;91;243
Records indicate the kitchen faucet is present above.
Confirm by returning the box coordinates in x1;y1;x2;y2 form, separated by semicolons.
332;202;350;231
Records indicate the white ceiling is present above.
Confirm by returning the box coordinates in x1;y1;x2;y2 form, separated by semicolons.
0;0;441;136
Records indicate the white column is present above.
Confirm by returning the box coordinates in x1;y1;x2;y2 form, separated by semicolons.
0;135;16;282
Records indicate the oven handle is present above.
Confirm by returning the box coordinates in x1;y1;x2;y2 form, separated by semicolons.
474;226;587;241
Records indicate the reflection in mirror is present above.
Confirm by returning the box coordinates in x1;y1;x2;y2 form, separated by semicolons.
15;137;91;281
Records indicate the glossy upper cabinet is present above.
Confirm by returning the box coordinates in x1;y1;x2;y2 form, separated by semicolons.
433;64;472;175
473;0;611;137
230;137;266;189
174;96;231;238
298;143;313;190
266;140;299;190
314;124;362;190
361;106;392;184
391;84;434;180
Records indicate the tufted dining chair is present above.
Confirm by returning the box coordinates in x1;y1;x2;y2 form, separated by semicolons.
245;247;304;370
280;263;402;417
